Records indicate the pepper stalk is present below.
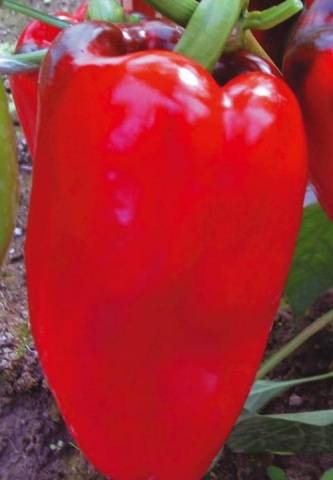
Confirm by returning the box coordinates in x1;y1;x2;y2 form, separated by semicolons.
0;0;303;74
175;0;248;71
0;0;71;28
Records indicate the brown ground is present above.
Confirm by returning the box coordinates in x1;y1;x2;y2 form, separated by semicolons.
1;2;333;478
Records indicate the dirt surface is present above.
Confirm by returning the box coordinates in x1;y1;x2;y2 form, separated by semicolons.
1;2;333;479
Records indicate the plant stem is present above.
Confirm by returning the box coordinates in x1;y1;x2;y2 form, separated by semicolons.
145;0;302;30
297;370;333;385
243;30;280;69
88;0;125;22
144;0;197;26
175;0;247;71
125;13;142;23
0;49;46;74
1;0;71;28
242;0;303;30
257;308;333;380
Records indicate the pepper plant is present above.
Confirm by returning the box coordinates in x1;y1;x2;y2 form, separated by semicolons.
0;0;333;479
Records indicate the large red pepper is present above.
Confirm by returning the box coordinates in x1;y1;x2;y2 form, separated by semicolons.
10;9;183;154
290;0;333;37
9;7;85;153
10;7;280;154
284;0;333;219
26;21;307;479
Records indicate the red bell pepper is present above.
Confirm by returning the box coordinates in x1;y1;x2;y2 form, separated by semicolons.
291;0;333;38
10;8;182;154
26;20;307;479
9;7;85;154
10;4;283;154
284;0;333;219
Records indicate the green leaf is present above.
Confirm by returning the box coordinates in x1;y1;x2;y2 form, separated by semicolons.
321;468;333;480
286;204;333;316
0;80;18;266
228;410;333;454
267;466;288;480
246;372;333;414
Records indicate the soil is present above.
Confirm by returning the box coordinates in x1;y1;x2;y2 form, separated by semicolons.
1;3;333;479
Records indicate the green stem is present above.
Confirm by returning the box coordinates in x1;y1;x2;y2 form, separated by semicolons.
292;370;333;386
257;309;333;380
0;49;46;74
243;0;303;30
243;30;281;71
144;0;197;26
88;0;125;22
125;13;142;24
175;0;247;71
1;0;71;28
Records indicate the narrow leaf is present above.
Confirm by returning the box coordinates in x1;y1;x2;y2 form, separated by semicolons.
246;372;333;413
228;410;333;454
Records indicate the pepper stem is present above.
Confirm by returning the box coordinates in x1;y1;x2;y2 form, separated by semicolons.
257;308;333;380
1;0;71;28
144;0;197;26
243;30;280;68
88;0;126;22
0;49;46;75
175;0;247;71
243;0;303;30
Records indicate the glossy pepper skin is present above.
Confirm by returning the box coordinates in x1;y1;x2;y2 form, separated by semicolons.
10;13;280;154
284;0;333;219
26;21;307;480
291;0;333;39
9;7;85;154
0;80;18;266
10;11;182;154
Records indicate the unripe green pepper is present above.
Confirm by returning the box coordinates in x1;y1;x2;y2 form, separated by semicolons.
0;79;18;266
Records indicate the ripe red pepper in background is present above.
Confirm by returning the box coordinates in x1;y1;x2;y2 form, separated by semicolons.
26;21;307;480
291;0;333;38
284;0;333;219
